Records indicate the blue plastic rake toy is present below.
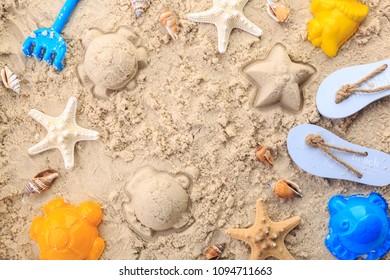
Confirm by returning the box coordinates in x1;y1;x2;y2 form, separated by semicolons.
22;0;81;71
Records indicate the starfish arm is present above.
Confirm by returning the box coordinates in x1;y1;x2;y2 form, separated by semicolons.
187;9;218;24
253;83;281;108
234;15;263;37
272;243;296;260
28;136;57;155
60;97;78;124
226;227;253;243
254;200;269;224
279;82;301;112
59;142;76;170
274;216;301;236
217;22;233;53
244;62;269;86
250;248;271;260
291;63;315;85
29;109;56;129
74;127;100;141
237;0;250;10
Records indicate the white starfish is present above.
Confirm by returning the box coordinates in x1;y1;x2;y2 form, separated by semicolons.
28;97;100;170
188;0;263;53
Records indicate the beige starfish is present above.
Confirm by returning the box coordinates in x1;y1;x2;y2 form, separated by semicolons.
187;0;263;53
28;97;100;170
226;199;301;260
244;43;315;112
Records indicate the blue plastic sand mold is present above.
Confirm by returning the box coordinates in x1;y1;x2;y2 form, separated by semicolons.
325;193;390;260
22;0;81;71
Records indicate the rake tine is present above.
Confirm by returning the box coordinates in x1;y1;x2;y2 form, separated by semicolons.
22;37;36;57
44;51;55;66
33;45;46;61
53;49;66;71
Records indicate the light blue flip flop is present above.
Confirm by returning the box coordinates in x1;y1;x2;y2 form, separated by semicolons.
316;59;390;119
287;124;390;187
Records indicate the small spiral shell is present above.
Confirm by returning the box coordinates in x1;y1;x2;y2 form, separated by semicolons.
256;145;273;166
24;169;59;195
1;66;20;93
204;243;226;260
159;7;179;40
131;0;150;18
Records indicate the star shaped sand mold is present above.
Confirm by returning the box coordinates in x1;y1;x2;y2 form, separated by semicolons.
244;43;315;112
227;199;301;260
28;97;100;170
188;0;263;53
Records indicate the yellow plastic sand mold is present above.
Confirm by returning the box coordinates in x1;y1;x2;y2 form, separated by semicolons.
307;0;369;57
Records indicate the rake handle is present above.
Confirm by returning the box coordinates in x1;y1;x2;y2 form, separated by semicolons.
52;0;81;33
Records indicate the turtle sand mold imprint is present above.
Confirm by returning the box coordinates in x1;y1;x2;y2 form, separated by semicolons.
77;26;149;99
122;166;194;242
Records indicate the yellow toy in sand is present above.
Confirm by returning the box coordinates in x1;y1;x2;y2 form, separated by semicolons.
30;197;105;260
307;0;369;57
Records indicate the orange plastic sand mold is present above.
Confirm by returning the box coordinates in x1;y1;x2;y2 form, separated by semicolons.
30;197;105;260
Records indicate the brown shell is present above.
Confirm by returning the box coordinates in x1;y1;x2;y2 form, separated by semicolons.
24;169;59;195
204;243;226;260
256;145;273;165
273;179;302;199
267;2;290;23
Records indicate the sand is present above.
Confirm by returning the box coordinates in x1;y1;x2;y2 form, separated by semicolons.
0;0;390;260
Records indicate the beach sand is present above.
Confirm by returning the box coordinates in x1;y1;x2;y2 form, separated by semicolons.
0;0;389;260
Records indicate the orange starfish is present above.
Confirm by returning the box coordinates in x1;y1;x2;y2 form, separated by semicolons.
226;199;301;260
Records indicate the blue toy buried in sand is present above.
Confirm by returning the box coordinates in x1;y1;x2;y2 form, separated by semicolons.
22;0;82;71
325;193;390;260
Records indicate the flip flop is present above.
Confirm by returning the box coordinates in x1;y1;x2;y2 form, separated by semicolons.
316;59;390;119
287;124;390;187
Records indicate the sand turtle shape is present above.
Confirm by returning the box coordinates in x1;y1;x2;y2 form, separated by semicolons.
122;166;194;241
77;26;149;99
30;197;105;260
325;193;390;260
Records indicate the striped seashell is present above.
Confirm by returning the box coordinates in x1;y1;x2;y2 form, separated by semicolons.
132;0;150;18
1;66;20;93
24;169;59;195
204;243;226;260
159;7;179;40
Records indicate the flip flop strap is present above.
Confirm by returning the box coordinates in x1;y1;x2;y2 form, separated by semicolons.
305;134;367;179
336;64;390;104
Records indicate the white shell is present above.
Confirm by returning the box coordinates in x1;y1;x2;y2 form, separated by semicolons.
1;66;20;93
132;0;150;18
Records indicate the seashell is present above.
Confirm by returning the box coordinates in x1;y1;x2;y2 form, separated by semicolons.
1;66;20;93
204;243;226;260
272;179;302;199
266;0;290;23
256;145;273;165
131;0;150;18
24;169;59;195
159;7;179;40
